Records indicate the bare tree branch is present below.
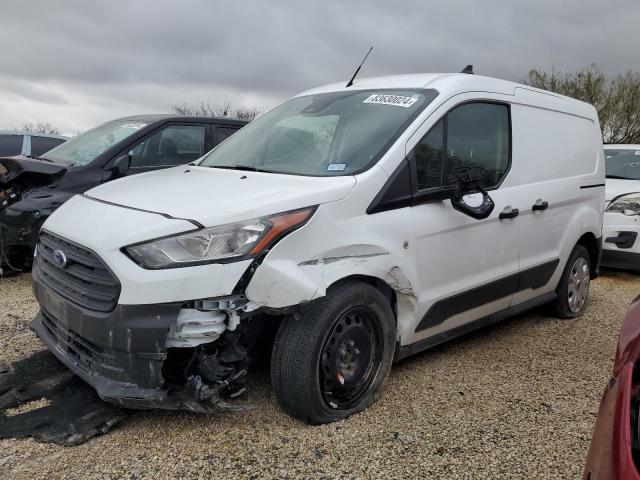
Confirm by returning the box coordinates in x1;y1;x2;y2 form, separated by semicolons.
524;65;640;144
19;122;62;135
171;101;262;121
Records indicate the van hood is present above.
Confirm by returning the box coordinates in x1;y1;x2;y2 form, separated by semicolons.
85;166;356;226
606;178;640;202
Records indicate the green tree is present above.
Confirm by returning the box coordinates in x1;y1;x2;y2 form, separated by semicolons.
525;64;640;144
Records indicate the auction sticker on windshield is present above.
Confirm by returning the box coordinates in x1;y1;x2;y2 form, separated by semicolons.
363;94;419;108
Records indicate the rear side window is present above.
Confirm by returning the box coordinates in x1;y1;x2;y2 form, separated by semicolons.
0;134;24;156
215;126;240;144
130;125;206;167
30;136;66;157
412;102;510;191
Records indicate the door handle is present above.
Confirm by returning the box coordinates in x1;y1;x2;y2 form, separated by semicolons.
499;206;519;220
532;199;549;212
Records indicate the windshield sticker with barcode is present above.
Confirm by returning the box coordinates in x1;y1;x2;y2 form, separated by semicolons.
327;163;347;171
363;94;418;108
120;122;147;130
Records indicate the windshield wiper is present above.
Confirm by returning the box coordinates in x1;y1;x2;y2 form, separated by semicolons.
210;165;273;173
606;175;637;180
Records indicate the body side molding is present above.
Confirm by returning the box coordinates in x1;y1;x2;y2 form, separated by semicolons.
414;259;559;332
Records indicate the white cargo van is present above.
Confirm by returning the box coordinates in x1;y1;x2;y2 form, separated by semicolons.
31;73;604;424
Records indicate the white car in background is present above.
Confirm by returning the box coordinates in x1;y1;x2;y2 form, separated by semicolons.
603;145;640;271
0;130;68;158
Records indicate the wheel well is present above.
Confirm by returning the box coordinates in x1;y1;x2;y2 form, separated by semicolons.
577;232;600;278
328;275;397;322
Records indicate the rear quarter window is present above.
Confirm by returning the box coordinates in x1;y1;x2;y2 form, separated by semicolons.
30;136;66;157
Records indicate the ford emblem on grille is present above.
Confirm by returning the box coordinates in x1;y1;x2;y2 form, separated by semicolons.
52;249;68;268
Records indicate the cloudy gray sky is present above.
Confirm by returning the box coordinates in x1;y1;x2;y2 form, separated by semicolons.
0;0;638;134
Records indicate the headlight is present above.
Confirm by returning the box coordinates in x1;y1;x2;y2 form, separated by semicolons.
607;193;640;216
124;207;315;269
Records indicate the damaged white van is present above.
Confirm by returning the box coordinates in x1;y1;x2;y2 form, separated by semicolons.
31;73;605;424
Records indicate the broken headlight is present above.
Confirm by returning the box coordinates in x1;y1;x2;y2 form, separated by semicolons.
124;207;315;269
607;193;640;216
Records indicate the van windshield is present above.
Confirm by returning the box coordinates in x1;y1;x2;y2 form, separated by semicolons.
605;148;640;180
44;120;148;167
198;89;436;176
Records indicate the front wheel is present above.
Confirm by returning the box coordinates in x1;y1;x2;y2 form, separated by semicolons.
551;244;591;318
271;280;396;424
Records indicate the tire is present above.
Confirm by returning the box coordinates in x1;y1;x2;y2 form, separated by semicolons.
271;280;396;424
550;244;591;318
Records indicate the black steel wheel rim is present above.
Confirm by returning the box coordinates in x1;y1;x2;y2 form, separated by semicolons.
319;306;383;410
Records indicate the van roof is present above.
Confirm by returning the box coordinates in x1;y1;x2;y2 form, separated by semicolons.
297;73;596;116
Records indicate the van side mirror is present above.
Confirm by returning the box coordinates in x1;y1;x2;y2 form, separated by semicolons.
451;190;495;219
446;167;495;220
111;155;131;178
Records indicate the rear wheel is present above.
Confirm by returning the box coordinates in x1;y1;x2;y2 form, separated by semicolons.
271;280;395;424
551;244;591;318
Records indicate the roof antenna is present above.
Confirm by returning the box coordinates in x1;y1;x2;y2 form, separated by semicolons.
461;65;474;74
346;46;373;88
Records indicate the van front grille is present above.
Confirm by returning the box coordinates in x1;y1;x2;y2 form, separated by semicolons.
35;231;120;312
40;310;122;373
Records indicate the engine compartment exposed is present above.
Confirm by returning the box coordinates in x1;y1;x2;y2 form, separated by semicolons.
1;158;68;271
157;309;280;412
0;159;63;212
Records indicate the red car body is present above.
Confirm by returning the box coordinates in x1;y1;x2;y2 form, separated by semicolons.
584;294;640;479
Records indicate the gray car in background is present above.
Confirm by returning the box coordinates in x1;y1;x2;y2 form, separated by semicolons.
0;130;68;158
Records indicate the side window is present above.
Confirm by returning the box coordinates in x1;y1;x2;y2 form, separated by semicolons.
30;136;66;157
412;102;510;191
0;134;24;156
129;125;206;168
215;126;240;144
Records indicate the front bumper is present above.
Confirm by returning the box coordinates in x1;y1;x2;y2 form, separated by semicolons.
584;362;640;480
31;267;182;407
602;212;640;271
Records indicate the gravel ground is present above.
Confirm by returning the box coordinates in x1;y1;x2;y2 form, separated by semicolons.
0;271;638;479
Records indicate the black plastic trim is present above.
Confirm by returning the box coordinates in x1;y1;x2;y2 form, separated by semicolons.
601;249;640;271
414;259;559;332
580;183;606;189
396;291;557;361
366;159;413;214
605;231;638;249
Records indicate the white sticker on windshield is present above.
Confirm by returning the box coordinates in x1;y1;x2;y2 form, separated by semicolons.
327;163;346;171
635;150;640;156
363;94;418;108
120;122;147;130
